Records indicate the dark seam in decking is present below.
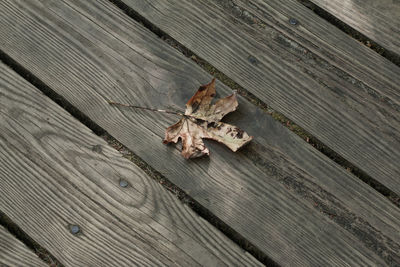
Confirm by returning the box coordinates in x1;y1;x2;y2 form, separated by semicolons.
105;0;400;209
297;0;400;67
242;145;400;264
0;211;63;267
0;49;278;267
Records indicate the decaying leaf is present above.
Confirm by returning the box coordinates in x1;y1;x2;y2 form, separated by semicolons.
163;78;252;158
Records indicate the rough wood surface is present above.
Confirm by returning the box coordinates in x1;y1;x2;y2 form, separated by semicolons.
0;226;47;267
121;0;400;194
0;0;399;265
309;0;400;56
0;62;261;266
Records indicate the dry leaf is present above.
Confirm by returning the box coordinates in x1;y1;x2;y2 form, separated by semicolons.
163;78;252;158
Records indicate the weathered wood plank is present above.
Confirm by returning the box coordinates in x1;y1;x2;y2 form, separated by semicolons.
0;0;399;265
0;226;47;267
121;0;400;194
0;62;261;266
309;0;400;56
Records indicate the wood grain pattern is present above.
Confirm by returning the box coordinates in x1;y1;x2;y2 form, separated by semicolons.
121;0;400;194
0;0;399;265
0;62;261;266
309;0;400;56
0;226;47;267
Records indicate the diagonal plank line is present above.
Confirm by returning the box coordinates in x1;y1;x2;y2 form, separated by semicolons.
0;1;396;266
0;211;63;266
0;50;277;266
0;59;264;265
109;0;400;196
298;0;400;67
107;0;400;207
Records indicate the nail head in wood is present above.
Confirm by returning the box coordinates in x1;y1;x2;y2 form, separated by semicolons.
119;179;129;188
289;18;298;25
248;55;258;65
70;225;80;235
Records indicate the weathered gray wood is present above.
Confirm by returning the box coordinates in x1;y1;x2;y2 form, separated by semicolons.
0;226;47;267
0;0;399;265
121;0;400;194
0;62;261;266
309;0;400;56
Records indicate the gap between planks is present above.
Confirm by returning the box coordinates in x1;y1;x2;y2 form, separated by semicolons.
110;0;400;207
302;0;400;65
0;225;48;267
0;211;63;266
1;0;399;265
0;50;275;265
116;0;400;197
0;61;262;266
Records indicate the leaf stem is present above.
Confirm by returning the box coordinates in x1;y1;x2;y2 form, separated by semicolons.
108;100;186;117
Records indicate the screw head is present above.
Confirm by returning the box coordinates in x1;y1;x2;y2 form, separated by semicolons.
119;179;129;188
70;225;80;235
289;18;298;25
247;55;258;65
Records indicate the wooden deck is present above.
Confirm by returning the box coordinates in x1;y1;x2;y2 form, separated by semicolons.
0;0;399;266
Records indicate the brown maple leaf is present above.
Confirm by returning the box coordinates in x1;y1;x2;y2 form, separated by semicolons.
163;78;252;158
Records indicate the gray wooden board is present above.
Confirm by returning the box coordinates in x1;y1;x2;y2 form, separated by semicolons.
0;62;262;266
0;226;47;267
309;0;400;56
121;0;400;194
0;0;399;265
